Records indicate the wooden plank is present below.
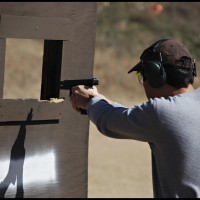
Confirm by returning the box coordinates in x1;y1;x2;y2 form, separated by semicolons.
59;4;97;81
0;99;64;122
0;2;97;198
0;2;75;18
0;15;71;40
0;39;5;98
0;119;88;198
0;99;90;198
57;3;97;198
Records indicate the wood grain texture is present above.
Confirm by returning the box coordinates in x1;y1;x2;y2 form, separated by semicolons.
0;2;97;198
0;15;71;40
0;2;74;18
0;99;64;122
0;39;5;98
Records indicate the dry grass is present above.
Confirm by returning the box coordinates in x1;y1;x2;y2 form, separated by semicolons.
88;124;153;198
4;39;43;99
93;47;147;106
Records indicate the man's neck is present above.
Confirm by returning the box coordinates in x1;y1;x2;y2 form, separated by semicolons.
170;84;194;96
146;84;195;99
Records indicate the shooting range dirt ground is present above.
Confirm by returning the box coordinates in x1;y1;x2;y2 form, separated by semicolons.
88;123;153;198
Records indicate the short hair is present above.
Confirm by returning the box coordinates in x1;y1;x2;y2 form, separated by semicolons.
164;56;196;88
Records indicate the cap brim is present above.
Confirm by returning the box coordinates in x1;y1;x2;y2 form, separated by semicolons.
128;61;142;74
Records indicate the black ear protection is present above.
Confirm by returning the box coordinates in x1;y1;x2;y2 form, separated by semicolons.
192;59;197;77
140;39;169;88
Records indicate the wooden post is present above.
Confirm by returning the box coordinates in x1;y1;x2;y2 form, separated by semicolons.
0;2;97;198
0;39;6;98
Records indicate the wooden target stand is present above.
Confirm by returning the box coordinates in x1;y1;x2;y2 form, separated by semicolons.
0;2;97;198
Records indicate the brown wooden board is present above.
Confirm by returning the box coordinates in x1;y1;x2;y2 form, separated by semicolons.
0;104;88;198
0;2;97;198
0;15;71;40
0;99;64;122
0;39;6;98
0;2;93;18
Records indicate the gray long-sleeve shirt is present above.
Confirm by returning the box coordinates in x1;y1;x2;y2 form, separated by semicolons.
87;87;200;198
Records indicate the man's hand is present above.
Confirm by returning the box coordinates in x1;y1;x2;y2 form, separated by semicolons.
70;85;98;113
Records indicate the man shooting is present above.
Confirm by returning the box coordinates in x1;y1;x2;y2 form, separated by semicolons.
70;39;200;198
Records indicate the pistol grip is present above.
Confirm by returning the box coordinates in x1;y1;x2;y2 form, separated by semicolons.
80;108;87;115
69;89;72;97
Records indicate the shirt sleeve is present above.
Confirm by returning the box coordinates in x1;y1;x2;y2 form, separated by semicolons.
87;96;158;142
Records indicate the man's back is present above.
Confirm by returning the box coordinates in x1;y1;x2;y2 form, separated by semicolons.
86;87;200;198
150;87;200;197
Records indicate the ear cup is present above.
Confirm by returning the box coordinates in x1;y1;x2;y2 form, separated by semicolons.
192;62;197;77
143;61;166;88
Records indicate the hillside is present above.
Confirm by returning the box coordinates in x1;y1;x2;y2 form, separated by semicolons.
94;2;200;105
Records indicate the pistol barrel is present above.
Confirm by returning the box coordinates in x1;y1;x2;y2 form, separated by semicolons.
60;78;99;90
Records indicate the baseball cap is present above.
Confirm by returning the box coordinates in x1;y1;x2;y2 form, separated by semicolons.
128;39;194;74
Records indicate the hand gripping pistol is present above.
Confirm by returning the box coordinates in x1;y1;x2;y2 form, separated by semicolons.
60;78;99;115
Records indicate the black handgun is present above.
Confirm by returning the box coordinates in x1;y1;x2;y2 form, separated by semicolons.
60;78;99;115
